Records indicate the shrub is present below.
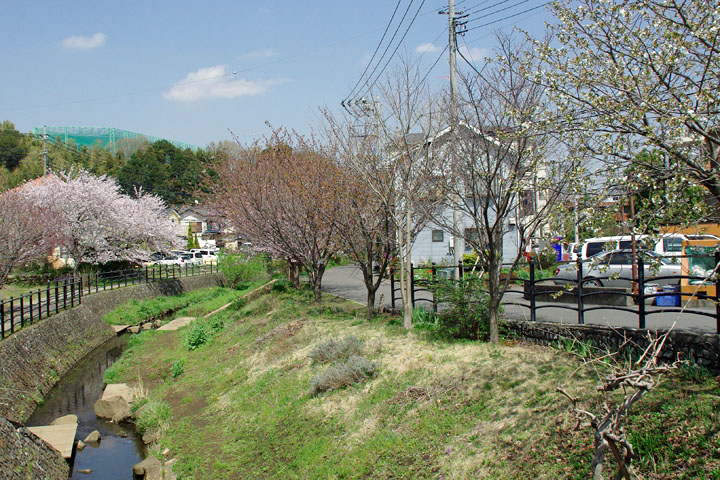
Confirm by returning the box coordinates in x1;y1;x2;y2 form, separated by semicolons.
218;253;268;289
309;336;364;364
135;400;171;435
229;297;247;310
184;323;208;351
170;359;185;378
431;277;491;341
310;355;378;395
271;278;293;293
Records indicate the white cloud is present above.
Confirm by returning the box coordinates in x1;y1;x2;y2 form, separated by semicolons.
416;43;439;54
243;49;277;59
459;45;490;62
61;32;107;50
164;65;289;102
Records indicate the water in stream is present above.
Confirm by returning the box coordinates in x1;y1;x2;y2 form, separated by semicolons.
26;335;146;479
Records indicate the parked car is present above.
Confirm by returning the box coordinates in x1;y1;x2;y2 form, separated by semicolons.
179;252;204;265
554;250;682;288
157;255;183;266
577;234;720;260
190;249;218;264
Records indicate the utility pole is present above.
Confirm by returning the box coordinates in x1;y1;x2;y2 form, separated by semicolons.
443;0;465;270
42;125;48;175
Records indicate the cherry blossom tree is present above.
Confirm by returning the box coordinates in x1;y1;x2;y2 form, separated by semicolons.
210;128;342;301
0;188;62;289
24;170;179;270
532;0;720;212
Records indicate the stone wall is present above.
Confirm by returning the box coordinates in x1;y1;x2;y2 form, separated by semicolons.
0;274;223;424
505;319;720;372
0;416;69;480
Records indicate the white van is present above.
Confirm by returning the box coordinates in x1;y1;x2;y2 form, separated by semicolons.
579;233;720;260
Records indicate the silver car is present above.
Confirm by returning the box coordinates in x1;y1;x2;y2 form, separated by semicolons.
554;250;682;287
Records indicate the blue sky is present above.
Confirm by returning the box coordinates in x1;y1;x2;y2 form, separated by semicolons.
0;0;553;148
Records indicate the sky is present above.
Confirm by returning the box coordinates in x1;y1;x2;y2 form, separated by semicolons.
0;0;555;149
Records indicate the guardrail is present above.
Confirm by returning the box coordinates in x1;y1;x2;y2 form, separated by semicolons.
390;253;720;334
1;262;217;340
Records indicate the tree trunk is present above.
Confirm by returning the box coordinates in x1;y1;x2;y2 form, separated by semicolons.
287;259;300;288
487;243;502;345
366;288;376;321
402;208;413;329
311;263;326;302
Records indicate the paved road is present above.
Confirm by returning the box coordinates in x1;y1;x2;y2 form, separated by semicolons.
322;265;719;335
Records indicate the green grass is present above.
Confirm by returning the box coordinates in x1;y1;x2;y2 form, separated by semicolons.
102;285;260;326
105;287;720;479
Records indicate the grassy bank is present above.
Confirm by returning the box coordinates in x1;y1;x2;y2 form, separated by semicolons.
108;286;720;479
102;285;261;326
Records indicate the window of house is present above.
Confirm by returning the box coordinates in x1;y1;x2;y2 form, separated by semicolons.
520;190;535;217
432;230;444;242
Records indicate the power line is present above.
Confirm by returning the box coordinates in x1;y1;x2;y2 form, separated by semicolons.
344;0;407;103
463;0;518;17
351;0;427;103
465;0;533;24
465;2;548;32
346;0;420;103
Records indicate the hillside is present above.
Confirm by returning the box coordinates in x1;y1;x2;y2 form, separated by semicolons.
107;286;720;479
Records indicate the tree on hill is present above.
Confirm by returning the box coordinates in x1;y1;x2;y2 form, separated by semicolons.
0;121;28;170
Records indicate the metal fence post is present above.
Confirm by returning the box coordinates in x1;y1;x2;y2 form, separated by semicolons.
390;267;396;310
20;295;25;329
70;280;75;308
37;289;42;321
46;283;51;317
432;263;438;313
1;300;4;338
577;258;584;325
410;263;416;309
637;255;646;329
9;297;14;334
55;282;59;313
63;281;67;310
530;259;536;322
715;251;720;335
28;293;33;325
458;260;464;280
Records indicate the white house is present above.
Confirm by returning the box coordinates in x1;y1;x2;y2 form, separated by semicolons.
408;123;548;267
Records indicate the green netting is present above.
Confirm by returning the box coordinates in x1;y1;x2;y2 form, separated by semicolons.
31;126;199;152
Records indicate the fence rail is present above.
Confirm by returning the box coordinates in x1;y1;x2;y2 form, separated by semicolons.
390;253;720;334
1;262;217;340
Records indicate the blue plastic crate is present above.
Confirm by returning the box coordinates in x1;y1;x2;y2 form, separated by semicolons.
656;285;680;307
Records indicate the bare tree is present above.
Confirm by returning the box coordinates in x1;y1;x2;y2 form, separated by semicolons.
318;122;395;319
327;59;443;328
0;188;61;289
209;128;342;301
430;34;578;344
558;330;682;480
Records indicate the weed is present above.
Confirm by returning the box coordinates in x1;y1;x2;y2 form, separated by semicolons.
271;278;292;292
184;323;208;351
308;336;364;364
170;359;185;378
218;253;268;289
135;400;171;435
310;355;378;395
677;360;712;382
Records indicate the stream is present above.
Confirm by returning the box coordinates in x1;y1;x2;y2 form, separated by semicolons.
26;335;146;479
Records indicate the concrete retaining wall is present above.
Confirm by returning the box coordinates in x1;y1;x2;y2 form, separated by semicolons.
505;319;720;372
0;416;69;480
0;273;223;424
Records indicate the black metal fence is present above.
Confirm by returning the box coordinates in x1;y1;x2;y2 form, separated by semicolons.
1;262;217;340
390;253;720;334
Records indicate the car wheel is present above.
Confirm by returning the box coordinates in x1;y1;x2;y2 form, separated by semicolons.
584;278;603;287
